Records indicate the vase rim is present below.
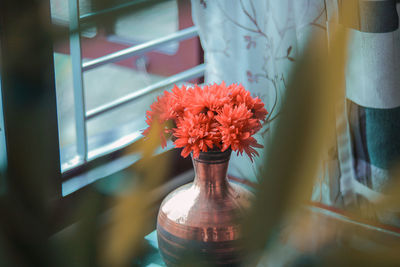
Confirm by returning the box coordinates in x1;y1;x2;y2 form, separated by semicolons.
192;149;232;163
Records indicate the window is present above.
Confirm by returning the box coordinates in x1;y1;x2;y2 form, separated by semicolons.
49;0;204;193
0;0;202;199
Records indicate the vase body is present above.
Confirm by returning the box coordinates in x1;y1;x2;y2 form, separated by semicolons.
157;150;253;266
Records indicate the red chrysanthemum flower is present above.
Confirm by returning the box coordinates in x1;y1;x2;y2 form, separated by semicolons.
143;82;268;160
216;104;263;161
142;95;169;147
228;83;268;121
251;97;269;121
186;83;230;115
168;84;190;118
173;113;220;158
143;85;189;147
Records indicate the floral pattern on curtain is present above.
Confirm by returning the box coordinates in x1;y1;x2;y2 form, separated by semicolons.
191;0;327;179
191;0;400;226
191;0;339;205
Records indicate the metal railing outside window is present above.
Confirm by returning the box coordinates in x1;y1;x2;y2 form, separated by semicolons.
63;0;205;172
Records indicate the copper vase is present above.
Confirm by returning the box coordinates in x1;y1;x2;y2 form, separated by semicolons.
157;150;254;266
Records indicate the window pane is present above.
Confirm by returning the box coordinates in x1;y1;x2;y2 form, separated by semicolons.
112;0;179;54
50;0;184;171
83;63;165;159
53;53;80;171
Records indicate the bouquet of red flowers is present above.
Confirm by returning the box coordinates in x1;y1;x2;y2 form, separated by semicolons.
143;82;268;161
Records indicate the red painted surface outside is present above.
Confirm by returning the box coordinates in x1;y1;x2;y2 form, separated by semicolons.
54;0;203;82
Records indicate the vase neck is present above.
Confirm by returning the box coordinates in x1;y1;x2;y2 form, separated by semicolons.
192;150;231;194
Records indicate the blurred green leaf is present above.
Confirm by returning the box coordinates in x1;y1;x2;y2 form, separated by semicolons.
244;27;349;259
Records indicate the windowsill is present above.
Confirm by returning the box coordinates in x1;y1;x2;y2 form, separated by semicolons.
62;138;175;196
138;230;165;266
54;171;400;266
136;202;400;267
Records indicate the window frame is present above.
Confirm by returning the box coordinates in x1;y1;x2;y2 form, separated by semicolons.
0;0;203;233
0;0;62;201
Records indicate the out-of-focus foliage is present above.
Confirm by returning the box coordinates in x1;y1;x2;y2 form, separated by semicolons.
99;121;170;267
243;24;348;258
242;24;400;267
1;1;400;267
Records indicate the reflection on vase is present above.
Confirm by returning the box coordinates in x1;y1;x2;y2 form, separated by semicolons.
157;149;254;266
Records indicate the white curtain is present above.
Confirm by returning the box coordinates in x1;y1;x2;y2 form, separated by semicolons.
191;0;400;224
191;0;327;182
